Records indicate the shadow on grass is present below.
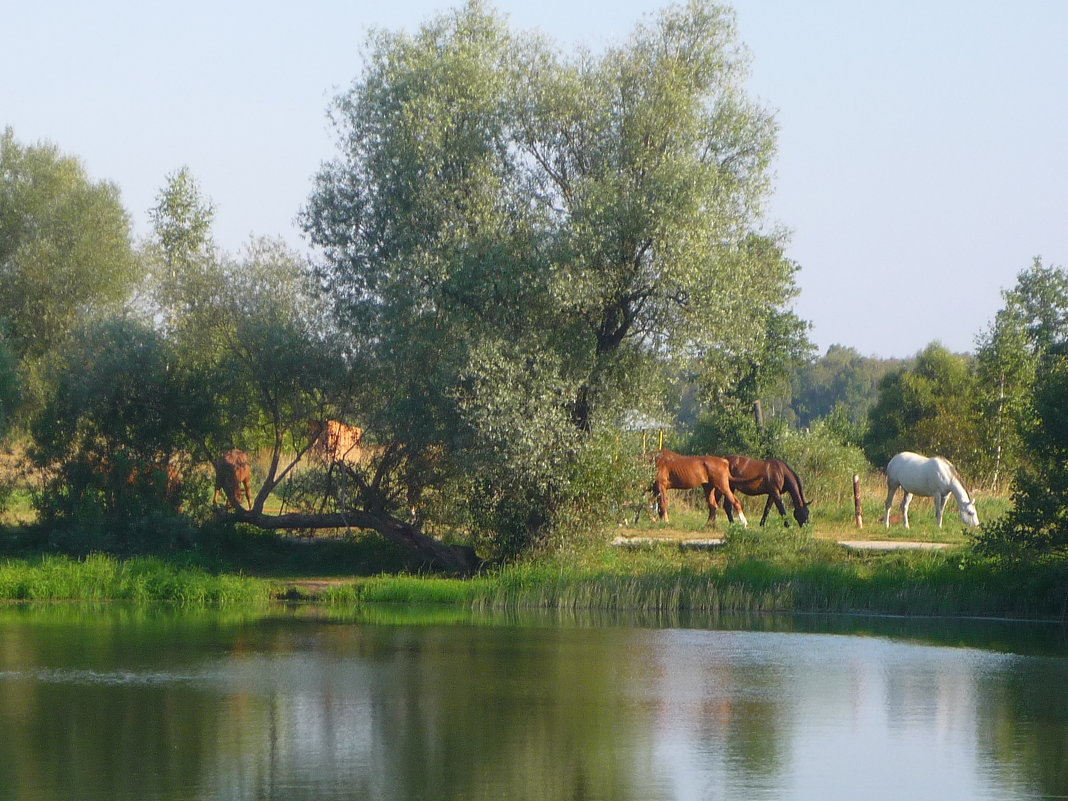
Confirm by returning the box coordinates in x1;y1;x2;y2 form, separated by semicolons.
0;520;415;579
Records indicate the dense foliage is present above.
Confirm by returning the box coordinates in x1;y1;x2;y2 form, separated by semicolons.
0;128;140;368
302;1;806;554
28;318;205;545
974;257;1068;489
791;345;904;427
0;5;1065;568
862;343;981;473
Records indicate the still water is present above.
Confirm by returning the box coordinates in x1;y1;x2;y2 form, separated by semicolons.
0;604;1065;801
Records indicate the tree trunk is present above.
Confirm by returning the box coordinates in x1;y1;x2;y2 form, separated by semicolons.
219;508;481;575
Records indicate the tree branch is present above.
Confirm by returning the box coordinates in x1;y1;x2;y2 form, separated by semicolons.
216;507;482;575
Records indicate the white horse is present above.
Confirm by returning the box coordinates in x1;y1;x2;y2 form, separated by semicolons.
883;451;979;529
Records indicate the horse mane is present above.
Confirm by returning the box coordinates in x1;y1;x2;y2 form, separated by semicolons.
779;460;809;506
939;458;971;501
944;459;963;484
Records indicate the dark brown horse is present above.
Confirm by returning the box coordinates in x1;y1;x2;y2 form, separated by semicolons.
717;455;811;526
651;449;748;527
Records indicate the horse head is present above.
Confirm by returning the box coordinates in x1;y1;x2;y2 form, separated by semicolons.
959;497;980;527
793;501;811;527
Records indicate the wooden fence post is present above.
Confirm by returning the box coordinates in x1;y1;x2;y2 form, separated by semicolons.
853;474;864;528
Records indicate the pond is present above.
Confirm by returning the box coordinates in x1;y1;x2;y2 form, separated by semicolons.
0;604;1065;801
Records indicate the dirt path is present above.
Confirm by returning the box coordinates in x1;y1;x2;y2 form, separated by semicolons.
611;535;955;551
836;540;951;551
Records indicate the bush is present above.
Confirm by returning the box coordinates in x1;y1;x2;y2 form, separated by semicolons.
766;420;873;511
28;318;208;546
973;351;1068;557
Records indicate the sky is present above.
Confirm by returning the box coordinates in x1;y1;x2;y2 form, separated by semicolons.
4;0;1066;358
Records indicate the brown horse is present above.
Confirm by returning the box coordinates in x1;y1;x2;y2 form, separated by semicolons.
717;455;811;527
307;419;364;465
213;449;252;510
652;449;748;527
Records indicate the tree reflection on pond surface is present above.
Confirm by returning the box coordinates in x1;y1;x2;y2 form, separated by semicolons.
0;605;1064;801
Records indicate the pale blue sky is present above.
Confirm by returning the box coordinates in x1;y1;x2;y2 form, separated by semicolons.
4;1;1066;357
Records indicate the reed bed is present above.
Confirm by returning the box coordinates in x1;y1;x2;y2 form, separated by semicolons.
0;554;269;605
319;529;1068;621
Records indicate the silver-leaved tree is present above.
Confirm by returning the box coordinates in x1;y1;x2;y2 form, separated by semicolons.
302;1;808;558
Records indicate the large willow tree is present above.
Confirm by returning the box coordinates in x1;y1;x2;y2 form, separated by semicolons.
303;1;804;554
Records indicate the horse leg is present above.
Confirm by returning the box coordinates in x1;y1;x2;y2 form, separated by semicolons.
883;482;898;527
657;483;669;523
762;492;788;526
759;496;773;526
934;492;949;527
901;492;913;529
723;487;748;528
717;490;736;523
703;483;719;526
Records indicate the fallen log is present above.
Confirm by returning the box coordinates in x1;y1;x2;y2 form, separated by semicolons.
218;508;481;576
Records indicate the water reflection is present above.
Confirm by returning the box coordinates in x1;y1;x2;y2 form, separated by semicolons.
0;604;1064;801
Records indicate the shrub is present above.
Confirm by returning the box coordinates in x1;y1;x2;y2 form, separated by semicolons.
973;351;1068;558
766;420;873;511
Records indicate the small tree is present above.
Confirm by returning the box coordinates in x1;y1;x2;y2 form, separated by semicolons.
863;343;981;474
0;129;139;363
975;350;1068;556
974;258;1068;489
146;166;218;337
29;318;209;542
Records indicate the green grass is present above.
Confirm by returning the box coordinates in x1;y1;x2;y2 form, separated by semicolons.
311;528;1068;620
0;489;35;525
0;482;1060;621
0;553;270;605
620;483;1012;546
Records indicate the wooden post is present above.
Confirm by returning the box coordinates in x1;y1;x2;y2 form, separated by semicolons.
642;431;648;453
658;429;664;450
753;400;765;431
853;474;864;528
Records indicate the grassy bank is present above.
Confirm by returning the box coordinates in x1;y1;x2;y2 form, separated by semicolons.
0;482;1062;620
316;529;1068;621
0;553;270;605
0;533;1064;620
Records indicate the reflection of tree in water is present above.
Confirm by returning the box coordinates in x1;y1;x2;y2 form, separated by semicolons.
2;608;1067;801
975;658;1068;799
645;630;791;798
360;625;657;801
0;606;272;801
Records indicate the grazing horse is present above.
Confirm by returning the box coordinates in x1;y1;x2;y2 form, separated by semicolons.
307;419;364;465
883;451;979;528
717;455;811;527
652;449;748;527
213;449;253;511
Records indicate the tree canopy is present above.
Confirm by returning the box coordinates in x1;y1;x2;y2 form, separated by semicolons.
303;1;805;552
863;343;980;474
0;129;139;362
974;257;1068;488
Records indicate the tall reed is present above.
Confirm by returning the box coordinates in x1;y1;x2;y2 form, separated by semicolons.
318;530;1068;620
0;554;269;605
